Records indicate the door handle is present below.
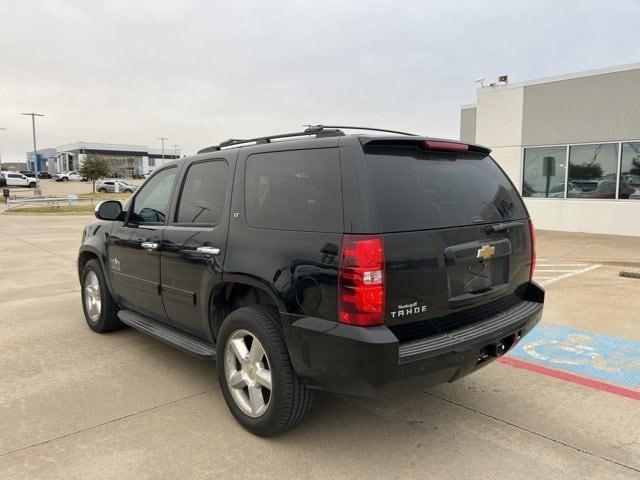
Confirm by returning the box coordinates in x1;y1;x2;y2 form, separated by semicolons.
196;246;220;256
141;241;159;250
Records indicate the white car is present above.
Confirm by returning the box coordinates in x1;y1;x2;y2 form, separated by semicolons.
0;171;39;188
53;171;84;182
95;179;139;193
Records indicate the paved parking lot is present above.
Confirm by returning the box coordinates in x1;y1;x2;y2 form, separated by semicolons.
1;214;639;479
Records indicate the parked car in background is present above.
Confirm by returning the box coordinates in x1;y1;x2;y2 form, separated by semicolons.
1;171;39;188
53;171;83;182
578;179;634;199
132;172;148;179
37;171;53;179
96;179;139;193
20;170;37;178
531;181;581;198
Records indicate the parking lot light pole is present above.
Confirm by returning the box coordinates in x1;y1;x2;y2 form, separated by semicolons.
21;112;45;173
172;144;180;158
157;137;167;167
0;128;6;171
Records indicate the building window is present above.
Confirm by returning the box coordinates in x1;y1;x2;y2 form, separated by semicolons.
568;143;619;199
148;158;156;167
522;146;568;198
620;142;640;200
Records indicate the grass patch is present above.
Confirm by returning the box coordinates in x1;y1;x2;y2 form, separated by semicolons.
9;205;96;214
78;192;133;201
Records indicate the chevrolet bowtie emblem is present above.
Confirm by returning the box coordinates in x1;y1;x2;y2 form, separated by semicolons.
477;244;495;261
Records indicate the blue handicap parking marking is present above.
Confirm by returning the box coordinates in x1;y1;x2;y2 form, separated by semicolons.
509;324;640;390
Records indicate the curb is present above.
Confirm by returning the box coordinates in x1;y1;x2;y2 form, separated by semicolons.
619;271;640;279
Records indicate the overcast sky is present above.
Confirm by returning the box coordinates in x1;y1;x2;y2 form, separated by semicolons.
0;0;639;161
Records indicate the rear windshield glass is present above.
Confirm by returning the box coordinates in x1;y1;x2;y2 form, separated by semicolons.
364;145;527;231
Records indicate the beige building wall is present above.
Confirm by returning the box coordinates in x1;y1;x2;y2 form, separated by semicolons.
475;86;524;149
522;69;640;146
525;199;640;236
473;85;524;186
459;106;477;144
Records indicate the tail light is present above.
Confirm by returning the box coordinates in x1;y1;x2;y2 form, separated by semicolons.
423;140;469;152
338;234;385;326
528;219;536;279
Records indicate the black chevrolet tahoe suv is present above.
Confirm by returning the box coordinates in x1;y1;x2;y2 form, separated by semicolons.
78;125;544;436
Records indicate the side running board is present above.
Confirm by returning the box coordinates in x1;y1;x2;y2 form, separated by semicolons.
117;310;216;360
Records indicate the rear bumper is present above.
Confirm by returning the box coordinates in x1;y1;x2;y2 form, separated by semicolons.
283;282;544;396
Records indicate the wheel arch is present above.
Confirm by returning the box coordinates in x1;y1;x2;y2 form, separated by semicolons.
209;277;286;340
78;245;116;298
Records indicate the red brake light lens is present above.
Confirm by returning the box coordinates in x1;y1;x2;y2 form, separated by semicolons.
528;219;536;279
423;140;469;152
338;235;385;326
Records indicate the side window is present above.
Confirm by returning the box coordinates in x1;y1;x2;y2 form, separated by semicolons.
245;148;341;232
130;168;177;225
176;160;229;225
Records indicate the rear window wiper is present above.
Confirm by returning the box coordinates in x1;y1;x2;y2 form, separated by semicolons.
486;221;524;233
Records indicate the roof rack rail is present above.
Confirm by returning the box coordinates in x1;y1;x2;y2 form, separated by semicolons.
196;125;416;154
303;125;418;136
197;128;345;154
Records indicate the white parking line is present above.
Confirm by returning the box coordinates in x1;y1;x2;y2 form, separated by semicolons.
536;264;588;267
535;269;588;273
535;264;602;286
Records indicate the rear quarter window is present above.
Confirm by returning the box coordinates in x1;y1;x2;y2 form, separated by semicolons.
244;148;341;232
364;144;527;231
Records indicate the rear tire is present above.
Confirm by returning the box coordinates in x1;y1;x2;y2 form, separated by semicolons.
62;177;69;182
98;188;107;193
81;259;121;333
217;306;313;436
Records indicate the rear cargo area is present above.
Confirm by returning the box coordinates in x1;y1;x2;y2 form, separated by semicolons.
362;141;533;337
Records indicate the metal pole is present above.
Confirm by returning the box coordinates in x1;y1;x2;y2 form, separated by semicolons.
173;144;180;158
0;128;6;171
157;137;167;167
21;113;45;172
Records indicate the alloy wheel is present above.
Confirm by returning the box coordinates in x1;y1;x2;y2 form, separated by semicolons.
224;329;273;417
84;271;102;322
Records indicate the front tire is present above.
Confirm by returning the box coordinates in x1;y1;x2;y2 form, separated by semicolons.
29;182;37;188
62;177;69;182
81;259;121;333
217;306;313;436
98;188;107;193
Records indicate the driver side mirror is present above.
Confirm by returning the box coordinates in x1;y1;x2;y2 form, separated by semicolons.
95;200;124;221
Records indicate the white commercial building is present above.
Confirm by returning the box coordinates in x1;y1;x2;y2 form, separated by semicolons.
54;142;180;177
460;63;640;237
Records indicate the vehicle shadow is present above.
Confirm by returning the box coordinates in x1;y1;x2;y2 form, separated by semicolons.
249;376;508;477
